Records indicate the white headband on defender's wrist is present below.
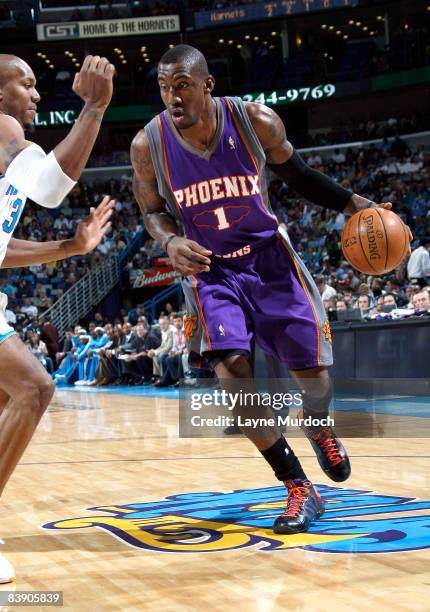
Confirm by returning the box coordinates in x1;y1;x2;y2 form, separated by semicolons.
5;143;76;208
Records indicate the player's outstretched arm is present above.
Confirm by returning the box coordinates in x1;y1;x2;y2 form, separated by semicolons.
0;56;114;208
53;55;114;180
246;102;388;216
131;129;211;275
1;196;114;268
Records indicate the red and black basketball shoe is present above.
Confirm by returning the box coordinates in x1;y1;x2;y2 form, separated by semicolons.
298;409;351;482
273;479;325;534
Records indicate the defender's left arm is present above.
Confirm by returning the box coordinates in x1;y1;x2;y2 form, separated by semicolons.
245;102;385;216
1;196;114;268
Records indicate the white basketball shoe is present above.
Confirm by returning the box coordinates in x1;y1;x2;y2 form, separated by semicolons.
0;541;15;583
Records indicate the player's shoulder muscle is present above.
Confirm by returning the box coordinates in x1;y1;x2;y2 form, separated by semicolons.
131;128;165;214
130;128;155;180
244;102;287;149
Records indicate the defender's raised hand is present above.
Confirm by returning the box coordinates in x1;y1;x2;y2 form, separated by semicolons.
69;196;115;255
73;55;115;110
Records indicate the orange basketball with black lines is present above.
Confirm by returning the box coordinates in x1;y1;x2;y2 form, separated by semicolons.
341;208;410;275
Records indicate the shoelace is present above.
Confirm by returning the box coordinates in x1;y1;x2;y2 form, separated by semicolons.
311;428;343;466
282;485;309;517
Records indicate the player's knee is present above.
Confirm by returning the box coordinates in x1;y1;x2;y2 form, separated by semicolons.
16;375;54;416
38;376;55;410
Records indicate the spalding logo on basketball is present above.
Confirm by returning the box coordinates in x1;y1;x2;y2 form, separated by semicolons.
342;208;409;275
42;484;430;554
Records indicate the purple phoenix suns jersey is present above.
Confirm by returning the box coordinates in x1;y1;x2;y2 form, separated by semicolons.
145;96;278;258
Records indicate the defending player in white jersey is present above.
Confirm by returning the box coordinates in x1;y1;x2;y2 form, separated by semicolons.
0;53;115;583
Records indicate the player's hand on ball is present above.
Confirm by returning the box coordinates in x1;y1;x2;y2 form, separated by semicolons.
71;195;115;255
346;197;413;256
375;201;413;255
73;55;115;109
166;236;212;275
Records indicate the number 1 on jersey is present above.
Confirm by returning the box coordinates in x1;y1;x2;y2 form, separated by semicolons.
213;206;230;230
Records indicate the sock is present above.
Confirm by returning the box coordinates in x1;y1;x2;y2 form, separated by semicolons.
261;437;307;482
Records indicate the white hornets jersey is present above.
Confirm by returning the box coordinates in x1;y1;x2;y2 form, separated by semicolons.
0;176;27;267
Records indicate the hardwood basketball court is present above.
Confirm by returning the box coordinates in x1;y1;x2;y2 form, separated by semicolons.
0;387;428;611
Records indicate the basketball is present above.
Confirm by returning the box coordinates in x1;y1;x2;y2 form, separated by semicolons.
341;208;410;275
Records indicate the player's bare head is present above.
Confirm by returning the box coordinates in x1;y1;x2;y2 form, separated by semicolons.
0;54;40;128
157;45;215;129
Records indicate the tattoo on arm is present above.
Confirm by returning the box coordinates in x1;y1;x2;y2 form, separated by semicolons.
131;138;178;242
266;108;286;147
246;102;291;164
0;138;26;170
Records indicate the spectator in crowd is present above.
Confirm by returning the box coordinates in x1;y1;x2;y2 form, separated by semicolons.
316;276;337;301
155;314;186;387
335;299;348;311
407;237;430;287
21;297;38;319
55;330;73;364
116;322;160;385
149;316;173;384
412;289;430;312
383;293;398;308
26;332;53;374
39;318;60;368
355;294;371;318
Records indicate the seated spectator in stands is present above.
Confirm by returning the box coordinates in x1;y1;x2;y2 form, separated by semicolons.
21;296;38;319
75;349;99;386
405;282;421;307
75;324;109;385
86;327;110;357
383;293;398;309
64;273;77;292
316;276;337;301
370;277;384;298
70;331;104;386
55;330;73;364
128;304;146;326
332;148;346;164
93;326;123;386
123;321;134;342
154;314;187;387
54;213;72;232
117;322;160;385
385;278;407;306
148;316;173;381
0;278;16;297
412;289;430;312
358;283;372;299
33;287;52;310
26;331;53;373
306;151;322;167
94;312;105;326
336;299;348;311
5;305;16;325
370;296;385;318
407;237;430;287
355;294;371;318
39;317;60;368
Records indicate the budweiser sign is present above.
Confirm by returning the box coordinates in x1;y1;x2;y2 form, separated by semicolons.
133;266;180;288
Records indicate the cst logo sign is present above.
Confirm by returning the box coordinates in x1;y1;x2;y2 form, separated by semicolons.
37;23;79;40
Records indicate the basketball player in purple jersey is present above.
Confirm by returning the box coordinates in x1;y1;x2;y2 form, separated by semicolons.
131;45;398;533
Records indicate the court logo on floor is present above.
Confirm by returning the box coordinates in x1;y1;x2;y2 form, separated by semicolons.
42;484;430;554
